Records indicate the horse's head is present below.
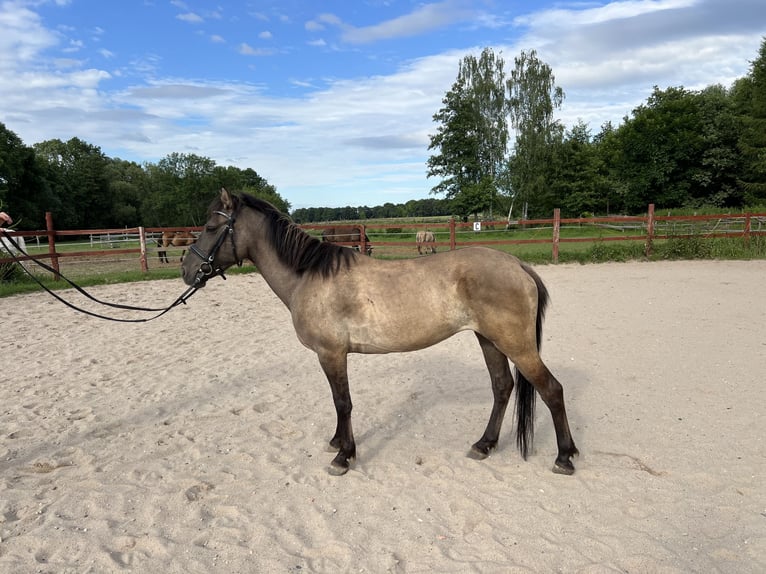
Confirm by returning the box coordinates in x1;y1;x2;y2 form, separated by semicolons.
181;188;243;287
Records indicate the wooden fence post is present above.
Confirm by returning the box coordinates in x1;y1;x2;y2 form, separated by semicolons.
359;224;368;255
449;218;456;250
744;213;751;247
139;226;148;272
45;211;60;281
645;203;655;257
552;208;560;263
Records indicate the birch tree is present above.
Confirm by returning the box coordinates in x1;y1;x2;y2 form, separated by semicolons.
507;50;564;219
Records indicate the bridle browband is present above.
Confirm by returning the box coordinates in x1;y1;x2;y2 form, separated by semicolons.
187;208;242;287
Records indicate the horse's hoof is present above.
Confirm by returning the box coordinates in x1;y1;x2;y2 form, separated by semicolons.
468;444;493;460
469;439;497;460
328;463;349;476
328;452;354;476
552;460;575;475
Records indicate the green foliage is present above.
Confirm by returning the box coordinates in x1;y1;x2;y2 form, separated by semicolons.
428;48;510;219
507;49;565;219
733;38;766;203
0;261;23;282
654;234;713;259
0;123;288;230
584;241;646;263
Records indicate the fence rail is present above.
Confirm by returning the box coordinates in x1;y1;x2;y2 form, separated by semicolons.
2;204;765;279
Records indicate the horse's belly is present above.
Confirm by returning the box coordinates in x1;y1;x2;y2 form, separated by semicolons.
346;301;472;354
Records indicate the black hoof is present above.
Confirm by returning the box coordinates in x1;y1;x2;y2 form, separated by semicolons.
328;462;350;476
552;458;575;475
328;452;354;476
469;438;497;460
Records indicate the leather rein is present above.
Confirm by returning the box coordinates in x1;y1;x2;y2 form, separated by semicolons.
0;228;200;323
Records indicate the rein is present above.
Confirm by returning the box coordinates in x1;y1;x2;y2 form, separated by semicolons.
1;228;200;323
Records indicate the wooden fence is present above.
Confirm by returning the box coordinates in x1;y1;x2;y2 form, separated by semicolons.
2;204;765;280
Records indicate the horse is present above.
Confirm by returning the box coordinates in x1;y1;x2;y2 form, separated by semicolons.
416;230;436;255
158;230;196;263
321;226;373;256
182;189;578;476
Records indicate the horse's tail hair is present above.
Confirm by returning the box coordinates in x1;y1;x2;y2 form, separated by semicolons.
515;262;549;460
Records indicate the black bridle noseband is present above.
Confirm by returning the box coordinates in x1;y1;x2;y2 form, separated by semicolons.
187;209;242;287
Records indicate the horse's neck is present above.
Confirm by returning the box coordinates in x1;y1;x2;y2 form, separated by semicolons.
246;212;301;308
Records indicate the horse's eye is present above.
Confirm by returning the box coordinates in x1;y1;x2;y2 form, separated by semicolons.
205;225;217;232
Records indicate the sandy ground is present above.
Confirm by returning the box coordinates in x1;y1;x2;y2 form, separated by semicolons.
1;259;764;573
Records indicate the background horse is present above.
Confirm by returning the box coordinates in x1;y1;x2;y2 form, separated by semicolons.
158;230;196;263
182;189;578;477
416;230;436;254
321;226;373;256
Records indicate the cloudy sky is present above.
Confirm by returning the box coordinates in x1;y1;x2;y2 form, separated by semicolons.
1;0;764;209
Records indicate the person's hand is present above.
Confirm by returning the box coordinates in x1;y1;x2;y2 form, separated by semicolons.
0;211;12;226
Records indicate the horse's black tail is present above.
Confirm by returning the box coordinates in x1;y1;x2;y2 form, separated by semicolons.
515;263;549;460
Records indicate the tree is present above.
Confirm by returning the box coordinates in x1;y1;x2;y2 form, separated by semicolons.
0;122;50;228
142;152;218;226
606;85;743;212
33;137;111;229
549;121;607;216
428;48;510;219
507;49;565;219
104;158;149;226
733;37;766;204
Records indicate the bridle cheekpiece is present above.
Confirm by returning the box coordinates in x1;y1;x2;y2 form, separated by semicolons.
188;208;242;286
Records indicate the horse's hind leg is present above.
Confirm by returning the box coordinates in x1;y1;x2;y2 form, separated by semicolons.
515;355;579;474
317;352;356;475
471;333;514;459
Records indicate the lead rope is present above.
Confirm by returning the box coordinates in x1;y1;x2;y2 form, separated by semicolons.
1;229;200;323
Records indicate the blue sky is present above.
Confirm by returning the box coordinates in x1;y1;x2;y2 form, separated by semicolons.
1;1;764;210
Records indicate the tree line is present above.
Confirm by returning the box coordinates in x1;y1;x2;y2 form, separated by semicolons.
2;39;765;229
427;39;766;220
0;137;289;230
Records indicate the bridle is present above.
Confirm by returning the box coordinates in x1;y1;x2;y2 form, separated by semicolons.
187;208;242;287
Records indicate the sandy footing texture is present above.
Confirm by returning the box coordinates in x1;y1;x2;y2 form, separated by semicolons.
1;259;764;573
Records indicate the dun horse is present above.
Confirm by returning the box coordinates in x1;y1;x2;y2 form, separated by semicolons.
158;230;196;263
321;226;372;256
182;189;578;476
416;230;436;255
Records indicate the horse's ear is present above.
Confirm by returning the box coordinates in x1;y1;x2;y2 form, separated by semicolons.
220;187;234;211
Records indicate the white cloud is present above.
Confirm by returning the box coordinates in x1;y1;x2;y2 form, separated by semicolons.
340;0;476;44
238;43;274;56
176;12;203;24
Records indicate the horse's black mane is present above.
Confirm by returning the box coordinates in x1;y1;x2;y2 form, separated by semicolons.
217;192;355;278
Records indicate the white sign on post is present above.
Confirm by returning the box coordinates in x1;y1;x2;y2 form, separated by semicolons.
473;221;482;232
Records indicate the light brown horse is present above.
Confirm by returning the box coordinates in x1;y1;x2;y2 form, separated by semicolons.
182;189;578;476
158;230;196;263
416;230;436;255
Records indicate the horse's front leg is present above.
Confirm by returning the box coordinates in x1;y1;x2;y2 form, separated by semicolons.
317;351;356;475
